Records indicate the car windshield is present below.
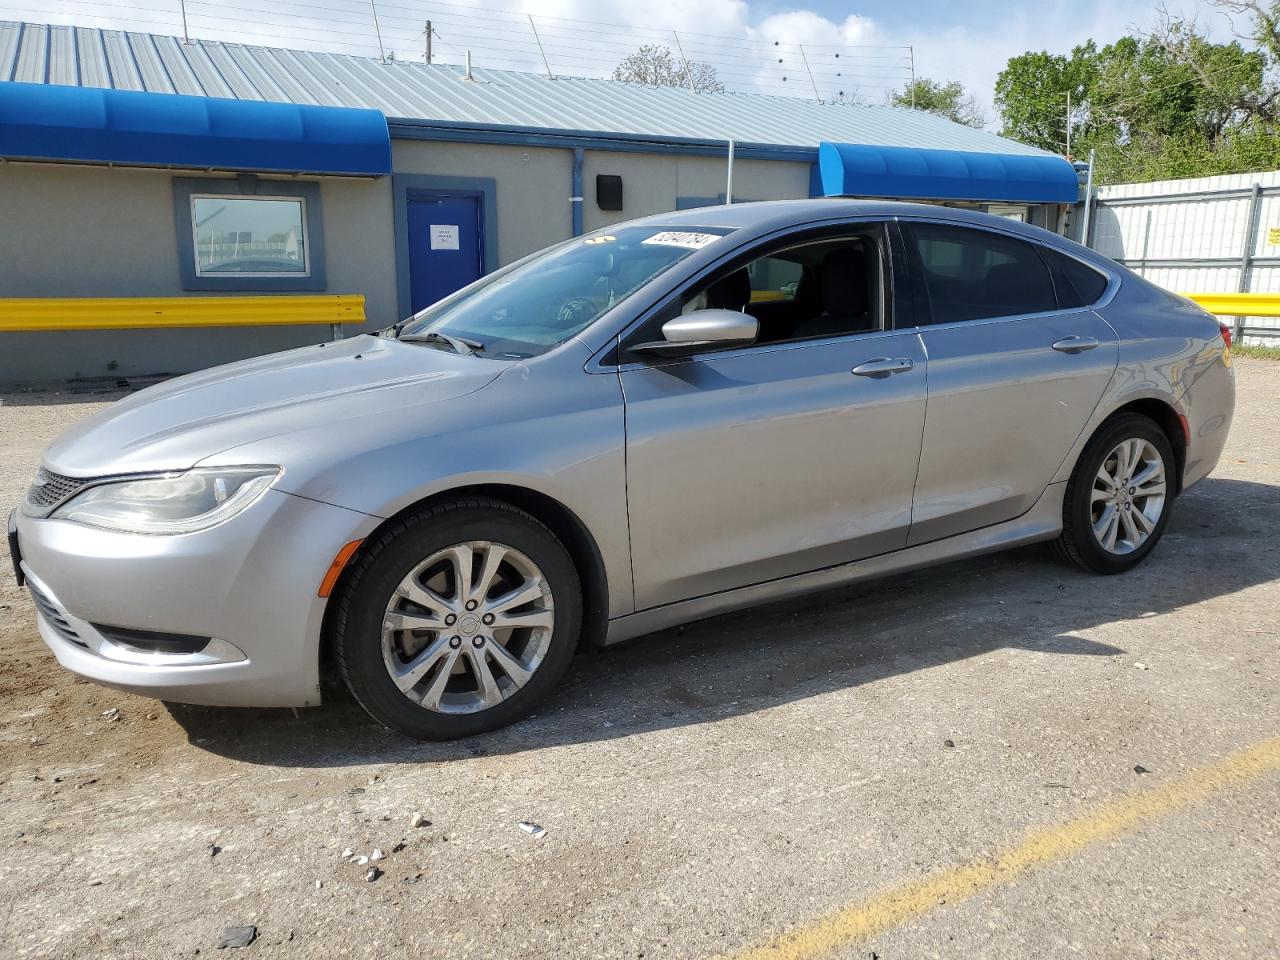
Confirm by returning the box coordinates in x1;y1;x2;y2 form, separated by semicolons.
397;225;736;358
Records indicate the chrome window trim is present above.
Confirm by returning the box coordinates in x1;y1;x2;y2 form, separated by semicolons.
614;324;918;372
587;216;897;373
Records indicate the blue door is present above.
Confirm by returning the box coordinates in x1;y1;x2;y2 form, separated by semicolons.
407;193;483;313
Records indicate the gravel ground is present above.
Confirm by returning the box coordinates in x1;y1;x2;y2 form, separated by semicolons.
0;361;1277;960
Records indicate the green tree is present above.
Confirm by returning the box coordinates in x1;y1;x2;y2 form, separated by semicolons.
889;78;985;127
993;43;1098;154
995;7;1280;183
1212;1;1280;61
1091;28;1269;145
613;44;725;94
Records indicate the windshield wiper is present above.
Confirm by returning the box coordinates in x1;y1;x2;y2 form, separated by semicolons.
397;330;484;356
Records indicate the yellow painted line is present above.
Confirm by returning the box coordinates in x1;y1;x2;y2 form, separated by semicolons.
1183;292;1280;317
0;295;365;332
723;735;1280;960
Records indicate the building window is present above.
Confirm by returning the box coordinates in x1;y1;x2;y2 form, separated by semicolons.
192;196;309;277
173;178;326;291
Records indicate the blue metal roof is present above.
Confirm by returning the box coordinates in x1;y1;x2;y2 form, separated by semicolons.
0;20;1054;160
0;80;391;175
818;142;1080;204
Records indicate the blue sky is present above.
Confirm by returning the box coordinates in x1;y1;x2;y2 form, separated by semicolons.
751;0;1226;122
1;0;1235;125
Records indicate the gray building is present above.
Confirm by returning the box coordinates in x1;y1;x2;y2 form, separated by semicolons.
0;20;1079;382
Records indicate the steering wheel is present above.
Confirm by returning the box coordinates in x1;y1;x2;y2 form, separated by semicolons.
555;297;598;327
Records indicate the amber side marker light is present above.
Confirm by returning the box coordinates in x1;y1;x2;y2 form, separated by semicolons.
318;539;364;598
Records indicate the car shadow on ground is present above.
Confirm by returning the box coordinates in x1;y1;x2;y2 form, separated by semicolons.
166;476;1280;766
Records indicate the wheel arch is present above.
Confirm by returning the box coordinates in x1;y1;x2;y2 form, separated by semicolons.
320;483;611;675
1102;397;1188;495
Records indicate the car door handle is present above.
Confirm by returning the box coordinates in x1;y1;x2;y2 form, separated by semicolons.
851;357;915;378
1051;336;1100;354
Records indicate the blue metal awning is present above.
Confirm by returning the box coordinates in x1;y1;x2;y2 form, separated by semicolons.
817;141;1079;204
0;82;391;176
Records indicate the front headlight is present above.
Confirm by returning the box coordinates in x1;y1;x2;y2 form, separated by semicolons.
52;467;281;534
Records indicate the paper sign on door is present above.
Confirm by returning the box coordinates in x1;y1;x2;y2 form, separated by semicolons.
429;224;460;250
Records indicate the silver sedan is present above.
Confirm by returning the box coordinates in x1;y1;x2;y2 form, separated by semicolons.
10;201;1236;739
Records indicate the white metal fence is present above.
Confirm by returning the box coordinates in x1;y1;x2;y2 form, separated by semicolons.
1087;170;1280;342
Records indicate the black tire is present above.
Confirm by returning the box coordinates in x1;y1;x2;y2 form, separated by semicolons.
332;497;582;739
1049;412;1176;574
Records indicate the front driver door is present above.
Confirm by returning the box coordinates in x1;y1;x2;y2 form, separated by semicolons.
618;225;928;611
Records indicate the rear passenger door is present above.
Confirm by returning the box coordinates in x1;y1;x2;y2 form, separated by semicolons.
901;221;1119;545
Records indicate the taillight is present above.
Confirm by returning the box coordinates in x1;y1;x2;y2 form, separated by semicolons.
1219;322;1233;352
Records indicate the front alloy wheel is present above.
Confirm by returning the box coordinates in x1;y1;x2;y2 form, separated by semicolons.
333;498;582;739
381;541;555;714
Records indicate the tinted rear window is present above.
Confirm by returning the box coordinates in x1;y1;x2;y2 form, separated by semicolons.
1042;247;1110;308
906;223;1056;324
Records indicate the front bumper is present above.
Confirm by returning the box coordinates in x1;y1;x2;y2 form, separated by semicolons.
14;489;377;708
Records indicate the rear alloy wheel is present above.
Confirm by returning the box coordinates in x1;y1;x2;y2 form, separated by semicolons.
333;498;581;739
1089;438;1167;556
1050;413;1176;574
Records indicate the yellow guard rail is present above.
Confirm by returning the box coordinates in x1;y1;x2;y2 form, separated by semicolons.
1182;292;1280;318
2;292;1272;333
0;295;365;336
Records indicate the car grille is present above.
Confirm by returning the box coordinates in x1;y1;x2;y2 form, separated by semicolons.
28;581;87;648
23;467;92;517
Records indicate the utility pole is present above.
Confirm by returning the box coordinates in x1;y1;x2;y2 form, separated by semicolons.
908;45;916;108
799;45;821;103
370;0;386;63
672;31;695;92
179;0;191;44
529;15;553;78
424;20;433;64
1079;147;1096;247
726;139;735;204
1066;89;1072;157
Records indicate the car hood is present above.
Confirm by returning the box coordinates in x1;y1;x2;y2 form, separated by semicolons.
43;335;506;476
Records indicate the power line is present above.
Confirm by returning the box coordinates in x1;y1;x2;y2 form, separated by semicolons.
2;0;917;102
1090;59;1260;116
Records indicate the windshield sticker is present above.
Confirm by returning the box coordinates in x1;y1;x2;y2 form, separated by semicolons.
642;231;721;250
583;235;616;245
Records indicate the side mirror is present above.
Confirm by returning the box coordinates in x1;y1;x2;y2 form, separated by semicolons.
628;309;759;360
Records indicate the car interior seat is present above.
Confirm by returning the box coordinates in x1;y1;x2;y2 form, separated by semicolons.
789;246;873;339
704;269;752;312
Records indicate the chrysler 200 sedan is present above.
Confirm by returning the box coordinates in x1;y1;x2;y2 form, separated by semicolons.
10;201;1235;739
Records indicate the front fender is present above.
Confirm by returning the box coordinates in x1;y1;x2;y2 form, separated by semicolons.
200;347;632;617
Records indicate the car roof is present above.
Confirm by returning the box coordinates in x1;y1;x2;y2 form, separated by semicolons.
626;198;1066;245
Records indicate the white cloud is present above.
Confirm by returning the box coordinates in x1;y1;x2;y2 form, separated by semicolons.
753;11;880;47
